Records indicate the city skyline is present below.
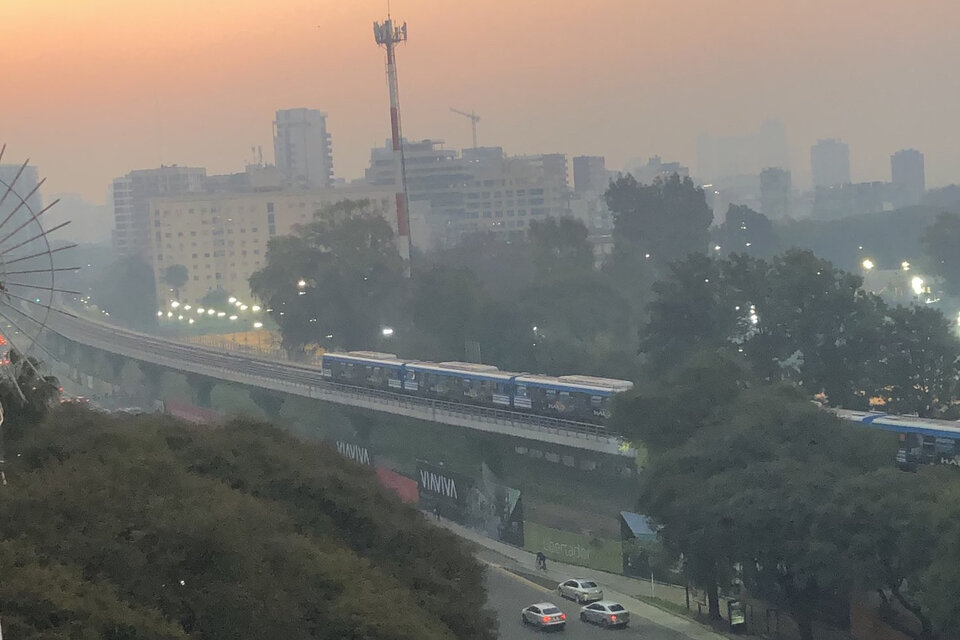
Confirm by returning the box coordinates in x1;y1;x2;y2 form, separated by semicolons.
4;0;959;203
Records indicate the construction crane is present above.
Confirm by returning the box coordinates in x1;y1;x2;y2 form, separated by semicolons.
450;108;480;149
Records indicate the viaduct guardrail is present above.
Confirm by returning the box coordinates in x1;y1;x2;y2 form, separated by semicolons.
46;312;632;457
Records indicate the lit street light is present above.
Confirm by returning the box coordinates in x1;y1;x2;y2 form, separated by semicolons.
381;327;394;337
862;258;875;271
912;276;925;296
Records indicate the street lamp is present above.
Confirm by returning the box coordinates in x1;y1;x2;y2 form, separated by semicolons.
381;327;394;338
861;258;875;271
911;276;925;296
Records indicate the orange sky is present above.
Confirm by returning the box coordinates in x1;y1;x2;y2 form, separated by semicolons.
3;0;959;204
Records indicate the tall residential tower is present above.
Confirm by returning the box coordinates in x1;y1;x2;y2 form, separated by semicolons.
273;108;334;188
811;139;851;188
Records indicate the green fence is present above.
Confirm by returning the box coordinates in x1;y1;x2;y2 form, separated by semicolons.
523;521;623;574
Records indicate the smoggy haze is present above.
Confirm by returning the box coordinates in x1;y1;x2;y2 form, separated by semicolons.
4;0;959;203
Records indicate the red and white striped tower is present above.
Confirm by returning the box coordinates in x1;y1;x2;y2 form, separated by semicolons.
373;17;412;277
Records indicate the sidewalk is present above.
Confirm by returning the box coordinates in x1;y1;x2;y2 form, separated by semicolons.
430;514;728;640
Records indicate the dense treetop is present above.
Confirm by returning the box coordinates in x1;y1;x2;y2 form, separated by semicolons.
0;407;496;640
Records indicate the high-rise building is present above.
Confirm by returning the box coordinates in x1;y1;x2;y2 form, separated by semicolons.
759;167;792;218
363;139;571;248
891;149;925;206
696;119;790;181
273;108;334;188
112;166;207;259
573;156;607;195
811;139;851;188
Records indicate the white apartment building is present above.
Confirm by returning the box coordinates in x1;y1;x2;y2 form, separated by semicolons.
149;184;396;305
112;166;207;258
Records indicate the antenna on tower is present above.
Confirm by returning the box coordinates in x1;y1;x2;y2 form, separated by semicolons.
374;14;413;277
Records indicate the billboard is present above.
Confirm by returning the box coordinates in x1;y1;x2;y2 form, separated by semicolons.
523;521;623;574
417;461;474;519
417;461;523;546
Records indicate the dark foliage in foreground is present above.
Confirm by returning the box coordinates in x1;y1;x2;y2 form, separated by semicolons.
0;406;495;640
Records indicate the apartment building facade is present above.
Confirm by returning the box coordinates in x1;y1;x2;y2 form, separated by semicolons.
150;184;396;305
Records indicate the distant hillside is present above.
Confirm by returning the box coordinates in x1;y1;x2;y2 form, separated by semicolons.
0;407;496;640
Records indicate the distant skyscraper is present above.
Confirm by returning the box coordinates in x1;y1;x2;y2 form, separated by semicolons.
696;119;790;181
273;108;334;188
573;156;607;195
811;139;851;188
891;149;925;206
759;167;791;218
111;166;207;259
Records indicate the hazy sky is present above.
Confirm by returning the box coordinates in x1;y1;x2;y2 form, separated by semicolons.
4;0;959;203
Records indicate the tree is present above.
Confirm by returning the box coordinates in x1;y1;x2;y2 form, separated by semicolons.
528;217;594;280
0;409;497;640
640;249;911;409
817;469;943;640
249;203;405;354
605;173;713;269
920;211;960;296
431;231;534;300
407;265;487;361
94;255;158;330
200;287;230;311
640;253;734;369
714;204;779;257
163;264;189;300
870;305;960;417
612;350;749;450
0;350;61;440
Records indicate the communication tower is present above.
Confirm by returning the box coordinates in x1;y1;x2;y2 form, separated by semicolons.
373;17;412;277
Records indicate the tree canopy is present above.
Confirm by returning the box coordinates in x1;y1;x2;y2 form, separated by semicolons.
0;407;496;640
640;249;960;415
605;173;713;269
621;354;960;640
249;201;405;353
93;255;158;330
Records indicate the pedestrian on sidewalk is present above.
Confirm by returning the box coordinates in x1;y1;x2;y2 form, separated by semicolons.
536;551;547;571
434;505;441;521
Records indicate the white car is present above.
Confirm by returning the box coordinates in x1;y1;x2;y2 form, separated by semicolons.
580;601;630;628
521;602;567;630
557;578;603;603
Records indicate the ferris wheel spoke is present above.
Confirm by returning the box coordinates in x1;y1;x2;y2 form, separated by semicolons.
0;220;69;259
2;243;77;266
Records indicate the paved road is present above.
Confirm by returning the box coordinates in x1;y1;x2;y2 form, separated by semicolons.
484;554;696;640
